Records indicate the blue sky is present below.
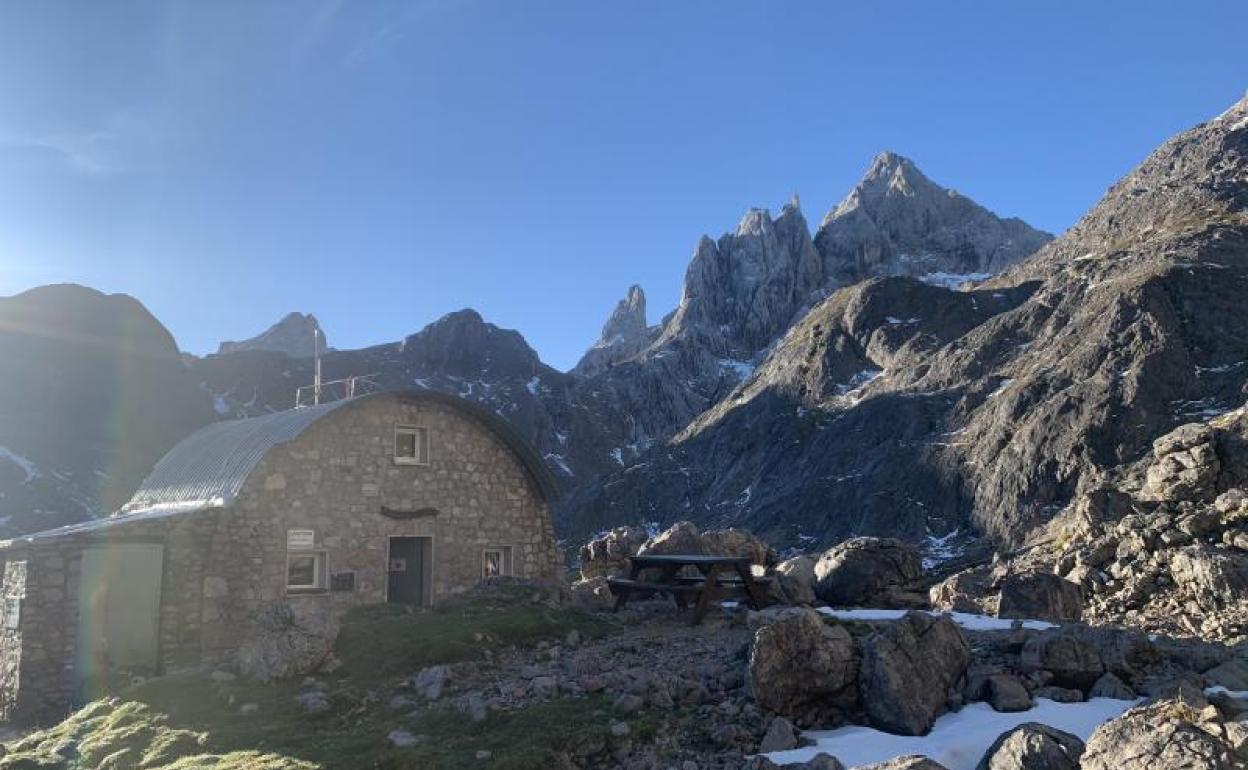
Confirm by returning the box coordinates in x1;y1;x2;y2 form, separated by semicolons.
1;1;1245;370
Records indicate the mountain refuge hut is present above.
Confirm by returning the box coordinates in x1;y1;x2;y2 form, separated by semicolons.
0;390;562;721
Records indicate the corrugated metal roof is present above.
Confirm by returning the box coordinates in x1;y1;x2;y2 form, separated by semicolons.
0;390;559;549
122;399;353;513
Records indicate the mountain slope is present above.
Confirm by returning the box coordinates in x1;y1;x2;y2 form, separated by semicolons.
0;284;217;534
564;96;1248;549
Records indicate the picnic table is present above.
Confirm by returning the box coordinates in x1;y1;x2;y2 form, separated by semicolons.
607;553;770;624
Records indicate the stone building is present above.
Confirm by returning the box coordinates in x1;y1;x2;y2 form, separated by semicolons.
0;390;561;721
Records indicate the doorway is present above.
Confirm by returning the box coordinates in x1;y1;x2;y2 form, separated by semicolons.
75;543;164;702
387;537;433;606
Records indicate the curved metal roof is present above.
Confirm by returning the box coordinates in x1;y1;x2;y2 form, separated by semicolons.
121;390;558;516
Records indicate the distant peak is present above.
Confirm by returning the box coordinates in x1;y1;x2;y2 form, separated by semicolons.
217;311;326;358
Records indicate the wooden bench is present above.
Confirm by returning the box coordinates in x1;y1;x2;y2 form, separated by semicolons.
607;554;771;624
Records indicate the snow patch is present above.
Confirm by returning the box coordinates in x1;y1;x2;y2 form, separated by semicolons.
835;369;883;398
0;446;39;482
819;607;1056;632
212;394;231;415
718;358;756;379
988;378;1014;397
765;697;1138;769
543;453;574;476
525;376;541;396
885;316;920;325
922;530;966;569
919;271;992;290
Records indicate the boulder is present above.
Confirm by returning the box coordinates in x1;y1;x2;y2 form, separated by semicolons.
758;716;799;753
1032;686;1083;703
748;608;859;722
858;611;970;735
1019;627;1155;690
997;572;1082;622
1204;658;1248;691
1019;633;1103;689
236;602;339;683
858;758;950;770
929;566;994;614
1088;672;1136;700
638;521;704;557
568;575;614;610
985;674;1032;712
702;527;777;567
579;525;649;580
1080;696;1237;770
773;556;818;605
974;723;1083;770
814;538;923;607
1143;423;1221;502
409;665;450;700
1170;545;1248;610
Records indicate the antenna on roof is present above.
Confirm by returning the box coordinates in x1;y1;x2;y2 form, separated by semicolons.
313;328;322;405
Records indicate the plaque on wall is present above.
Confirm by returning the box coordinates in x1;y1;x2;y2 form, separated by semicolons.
379;506;440;520
287;529;316;550
330;572;356;592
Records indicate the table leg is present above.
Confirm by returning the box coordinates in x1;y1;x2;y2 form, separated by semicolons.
734;562;767;609
613;561;645;612
691;564;722;625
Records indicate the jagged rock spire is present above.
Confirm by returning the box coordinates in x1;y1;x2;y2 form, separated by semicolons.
572;285;655;376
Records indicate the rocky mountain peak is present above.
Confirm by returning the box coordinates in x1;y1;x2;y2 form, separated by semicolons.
816;152;1053;284
217;312;325;358
572;285;654;377
399;308;542;381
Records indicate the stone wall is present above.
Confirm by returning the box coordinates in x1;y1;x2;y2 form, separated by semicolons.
194;394;561;662
0;391;560;721
0;512;221;722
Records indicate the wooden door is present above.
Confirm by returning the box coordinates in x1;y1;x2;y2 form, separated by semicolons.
75;543;164;701
387;537;432;606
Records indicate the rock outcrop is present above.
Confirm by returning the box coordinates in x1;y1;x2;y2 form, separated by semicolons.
1080;694;1243;770
997;572;1083;622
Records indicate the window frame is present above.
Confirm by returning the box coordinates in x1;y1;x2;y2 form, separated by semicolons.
393;424;431;466
481;545;515;580
286;529;329;594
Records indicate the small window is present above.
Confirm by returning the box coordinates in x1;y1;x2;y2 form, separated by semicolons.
482;546;514;580
395;425;430;465
287;552;327;591
286;528;328;592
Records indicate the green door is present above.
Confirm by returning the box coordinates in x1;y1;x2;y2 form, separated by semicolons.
75;543;164;701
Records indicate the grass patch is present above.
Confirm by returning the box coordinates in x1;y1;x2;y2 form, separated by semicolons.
3;592;632;770
335;585;618;680
381;695;665;770
0;698;318;770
